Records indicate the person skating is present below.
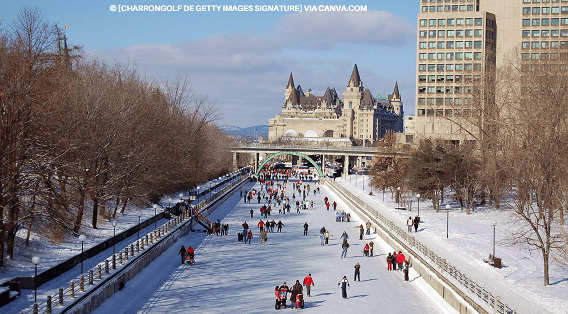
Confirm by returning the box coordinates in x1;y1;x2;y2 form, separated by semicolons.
346;212;351;222
404;261;410;281
276;220;285;232
303;222;309;236
246;230;253;244
260;229;267;245
365;220;371;235
369;241;374;256
341;239;350;258
413;216;420;232
392;251;398;270
354;262;361;281
359;224;364;240
185;246;195;264
275;286;282;310
387;253;393;271
242;221;248;236
290;280;302;309
250;208;254;218
338;276;350;298
397;251;406;271
178;245;186;264
324;230;332;245
279;283;290;309
303;274;314;297
407;216;413;232
333;201;337;210
258;219;265;232
363;243;370;257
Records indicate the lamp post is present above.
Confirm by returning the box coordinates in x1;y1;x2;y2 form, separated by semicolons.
491;222;497;260
197;186;200;204
112;221;117;255
445;204;451;239
153;204;158;229
137;213;142;240
362;172;365;190
32;256;41;303
78;234;86;274
168;197;171;209
416;193;421;217
397;187;401;207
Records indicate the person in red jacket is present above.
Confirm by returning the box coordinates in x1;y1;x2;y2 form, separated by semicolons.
258;219;265;232
185;246;195;264
396;251;406;271
246;230;253;244
303;274;314;297
363;243;370;257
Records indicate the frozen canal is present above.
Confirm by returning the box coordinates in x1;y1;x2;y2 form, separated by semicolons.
93;181;458;314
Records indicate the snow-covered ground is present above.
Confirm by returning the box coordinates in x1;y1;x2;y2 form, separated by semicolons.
336;175;568;314
0;179;236;314
6;173;563;314
92;181;459;314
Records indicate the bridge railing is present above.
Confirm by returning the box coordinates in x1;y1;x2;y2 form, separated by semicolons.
326;180;517;314
233;143;380;152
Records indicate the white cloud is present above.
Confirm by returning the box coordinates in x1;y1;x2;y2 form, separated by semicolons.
273;10;414;49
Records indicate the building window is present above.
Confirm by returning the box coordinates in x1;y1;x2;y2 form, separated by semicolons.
420;31;428;38
349;101;352;108
448;18;455;26
428;64;436;71
429;41;436;48
533;18;541;25
418;109;426;116
457;30;464;37
447;52;454;59
437;64;445;71
428;98;435;105
437;75;445;82
533;41;541;48
446;86;454;93
428;53;436;60
552;18;560;25
464;64;473;71
446;64;454;71
456;64;464;71
438;53;445;59
523;7;531;14
474;52;482;59
543;7;551;14
429;30;437;37
419;53;427;60
419;64;427;71
474;41;483;48
438;30;446;37
428;87;436;93
475;29;483;37
428;75;435;82
456;52;464;59
533;30;541;37
438;19;446;26
523;19;531;26
429;19;436;26
447;30;455;37
523;30;531;37
475;18;483;25
465;30;473;37
420;19;427;26
466;18;474;25
465;41;473;48
419;75;426;82
446;75;454;82
418;86;426;93
457;18;464;25
543;18;550;25
420;42;427;49
552;7;560;13
418;98;426;105
533;7;541;14
465;52;473;59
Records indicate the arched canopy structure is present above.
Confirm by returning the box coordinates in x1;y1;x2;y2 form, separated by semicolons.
256;151;324;177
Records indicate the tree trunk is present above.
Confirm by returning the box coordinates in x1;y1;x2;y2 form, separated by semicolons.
543;249;550;286
120;197;128;214
73;190;85;235
25;217;32;246
92;196;99;229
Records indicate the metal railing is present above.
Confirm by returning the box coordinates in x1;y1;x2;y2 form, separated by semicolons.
326;180;516;314
233;143;380;153
18;174;250;314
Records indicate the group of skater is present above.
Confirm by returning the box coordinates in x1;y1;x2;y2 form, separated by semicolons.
274;274;314;310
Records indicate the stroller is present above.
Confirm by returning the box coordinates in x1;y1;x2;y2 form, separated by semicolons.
296;293;304;309
185;254;195;265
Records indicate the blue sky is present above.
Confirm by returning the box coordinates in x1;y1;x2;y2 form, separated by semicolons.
1;0;418;127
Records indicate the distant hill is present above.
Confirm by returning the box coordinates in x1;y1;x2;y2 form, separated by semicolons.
220;125;268;140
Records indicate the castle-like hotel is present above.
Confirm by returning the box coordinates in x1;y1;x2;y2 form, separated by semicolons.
268;65;404;145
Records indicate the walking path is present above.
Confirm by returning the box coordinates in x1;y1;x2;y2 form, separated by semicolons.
93;180;459;314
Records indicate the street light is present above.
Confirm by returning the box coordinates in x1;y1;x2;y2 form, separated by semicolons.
445;204;451;239
197;186;200;204
491;222;497;260
168;197;171;208
32;256;41;304
416;193;421;217
112;221;117;255
78;234;86;274
137;213;142;240
153;204;158;230
397;187;401;207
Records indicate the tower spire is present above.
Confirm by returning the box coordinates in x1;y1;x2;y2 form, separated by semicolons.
287;72;295;89
348;64;362;87
392;81;401;99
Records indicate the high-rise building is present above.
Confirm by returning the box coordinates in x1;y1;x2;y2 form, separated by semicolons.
406;0;568;145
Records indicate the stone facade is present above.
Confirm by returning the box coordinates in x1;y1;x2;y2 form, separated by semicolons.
268;64;404;145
